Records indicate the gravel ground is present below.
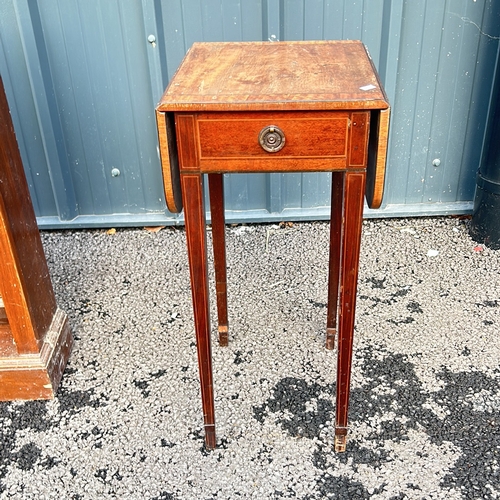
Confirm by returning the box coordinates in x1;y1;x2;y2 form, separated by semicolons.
0;216;499;500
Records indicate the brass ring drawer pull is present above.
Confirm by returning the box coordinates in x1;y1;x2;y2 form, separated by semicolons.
258;125;285;153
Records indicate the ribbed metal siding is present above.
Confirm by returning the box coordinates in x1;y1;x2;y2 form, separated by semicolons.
1;0;167;227
0;0;499;227
386;0;500;216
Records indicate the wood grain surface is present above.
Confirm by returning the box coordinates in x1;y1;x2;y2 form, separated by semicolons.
208;174;229;346
157;41;389;112
181;172;216;449
0;76;57;354
0;76;73;400
334;171;366;452
156;41;390;211
156;111;182;213
366;107;391;209
198;111;348;158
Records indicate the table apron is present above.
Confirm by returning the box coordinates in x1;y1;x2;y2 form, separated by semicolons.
175;111;370;174
194;158;366;173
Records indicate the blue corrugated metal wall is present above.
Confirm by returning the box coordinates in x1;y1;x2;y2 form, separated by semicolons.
0;0;499;228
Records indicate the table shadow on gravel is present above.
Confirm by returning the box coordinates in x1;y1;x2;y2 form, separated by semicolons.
252;344;500;499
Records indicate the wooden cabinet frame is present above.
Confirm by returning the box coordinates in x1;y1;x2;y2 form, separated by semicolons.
0;77;73;400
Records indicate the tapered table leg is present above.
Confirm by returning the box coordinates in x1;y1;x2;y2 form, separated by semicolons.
208;174;229;346
335;171;366;452
326;172;344;350
181;173;216;450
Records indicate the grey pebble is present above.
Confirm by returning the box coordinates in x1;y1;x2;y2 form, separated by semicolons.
0;218;499;499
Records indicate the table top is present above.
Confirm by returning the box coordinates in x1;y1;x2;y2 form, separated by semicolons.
156;41;390;213
157;40;389;112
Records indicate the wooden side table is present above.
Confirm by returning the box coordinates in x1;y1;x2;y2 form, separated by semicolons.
156;41;390;451
0;77;73;400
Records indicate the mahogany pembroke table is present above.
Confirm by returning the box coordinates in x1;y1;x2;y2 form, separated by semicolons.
156;41;390;452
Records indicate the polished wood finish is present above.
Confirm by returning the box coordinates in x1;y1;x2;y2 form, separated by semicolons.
198;111;348;159
334;171;366;452
181;172;216;449
198;111;362;173
156;41;390;450
208;174;229;346
157;41;388;112
156;111;182;213
366;107;391;208
325;172;344;351
0;76;73;400
157;40;390;209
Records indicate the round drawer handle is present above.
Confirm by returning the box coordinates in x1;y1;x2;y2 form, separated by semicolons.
258;125;285;153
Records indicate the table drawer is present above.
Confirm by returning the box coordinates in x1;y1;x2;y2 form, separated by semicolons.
195;111;368;172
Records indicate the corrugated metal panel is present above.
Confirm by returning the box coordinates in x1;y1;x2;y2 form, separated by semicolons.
0;0;499;228
385;0;500;213
0;0;58;218
1;0;167;227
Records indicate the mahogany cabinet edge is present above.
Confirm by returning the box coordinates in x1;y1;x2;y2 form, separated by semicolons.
366;106;391;209
156;110;182;213
364;43;391;106
196;158;354;174
0;75;74;400
0;308;73;401
156;108;388;206
156;99;390;114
